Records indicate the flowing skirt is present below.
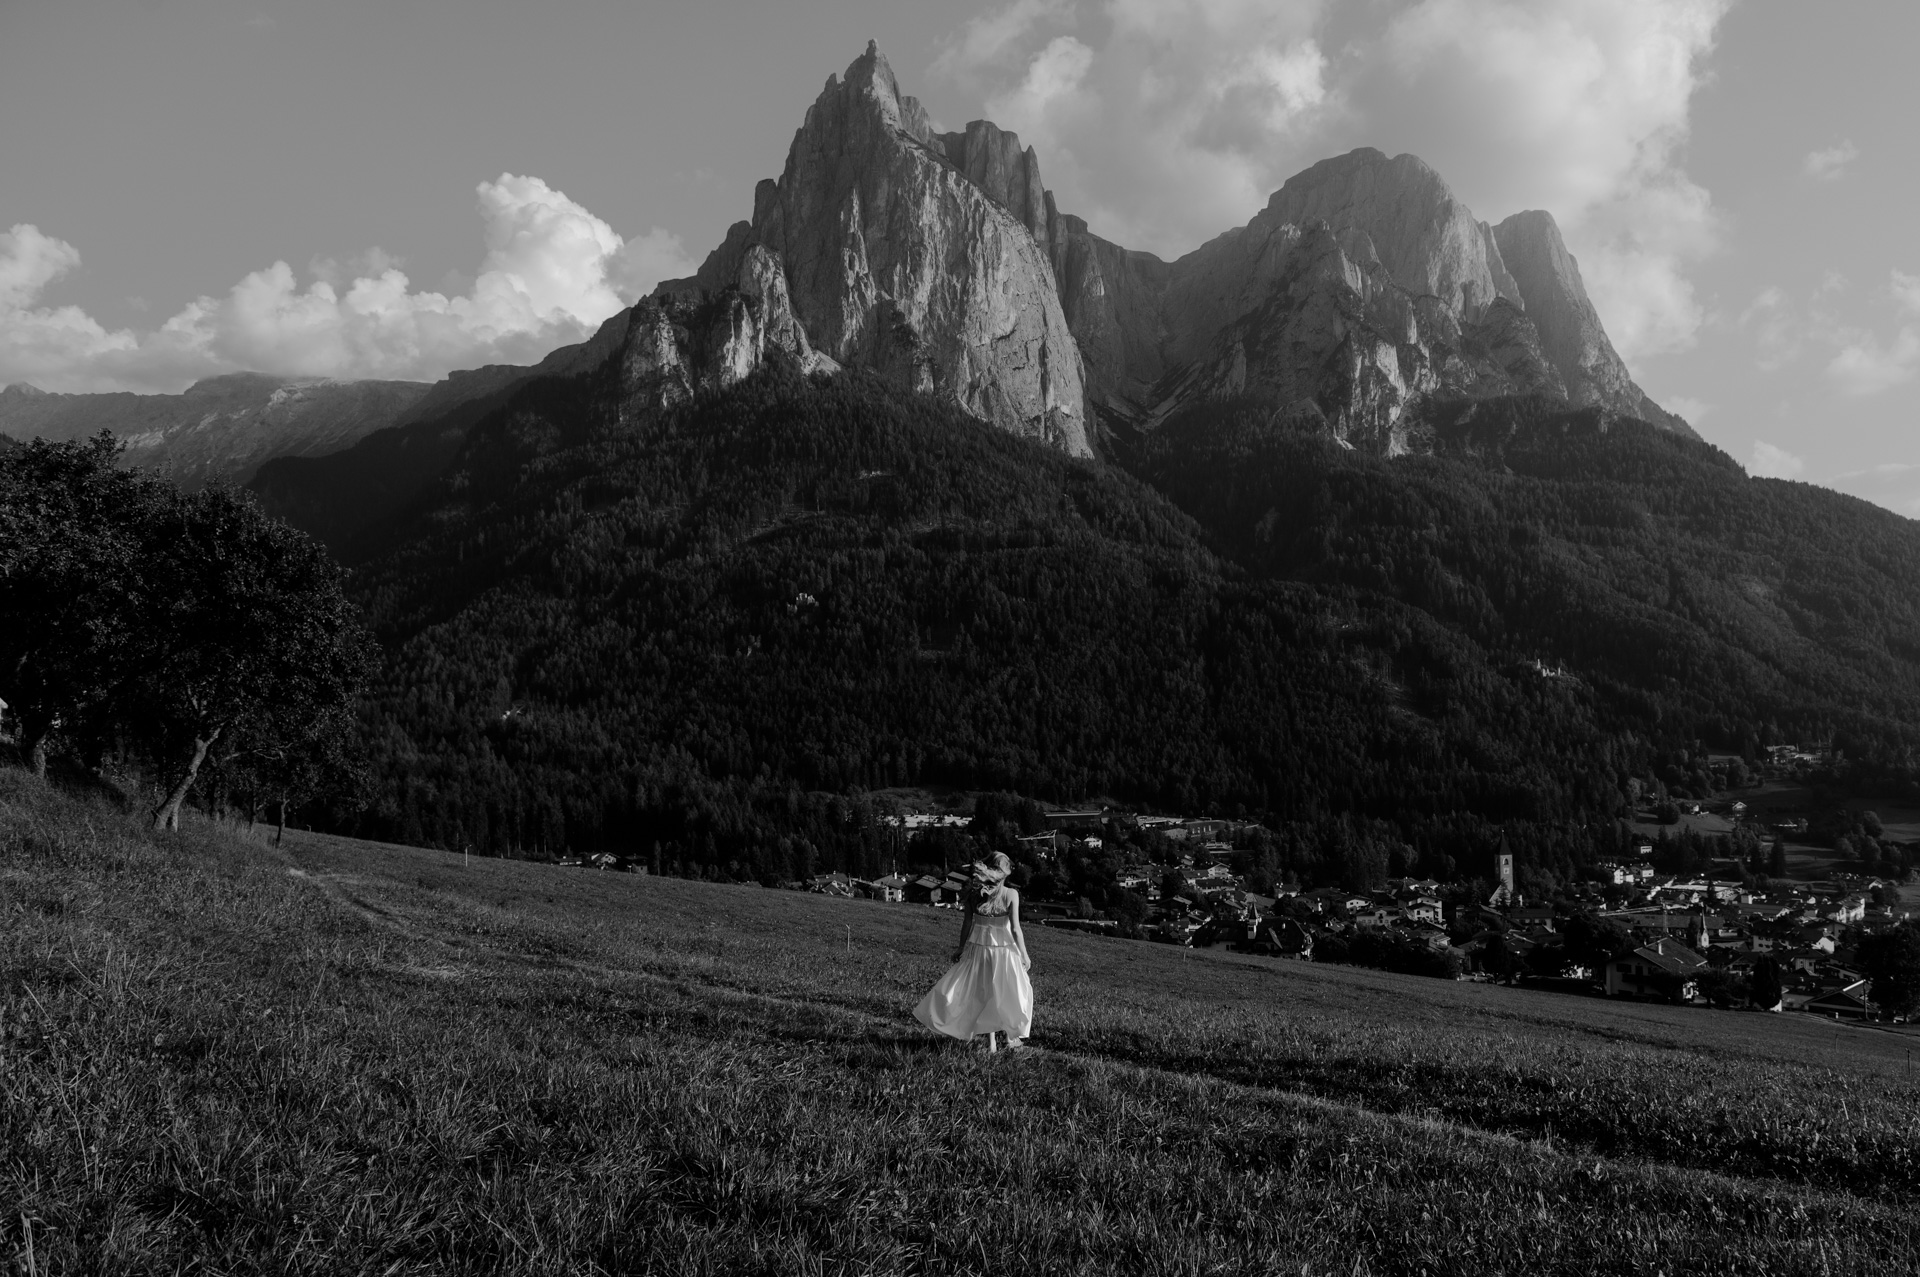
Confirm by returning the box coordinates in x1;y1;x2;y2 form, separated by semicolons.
914;942;1033;1040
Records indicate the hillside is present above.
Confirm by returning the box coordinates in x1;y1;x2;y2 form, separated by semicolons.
313;360;1920;891
3;773;1916;1273
0;374;433;489
336;364;1649;883
1122;394;1920;746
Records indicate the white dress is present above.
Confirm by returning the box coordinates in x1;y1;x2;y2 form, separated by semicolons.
915;887;1034;1041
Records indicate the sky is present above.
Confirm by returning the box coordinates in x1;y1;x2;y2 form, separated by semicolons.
1;0;1915;515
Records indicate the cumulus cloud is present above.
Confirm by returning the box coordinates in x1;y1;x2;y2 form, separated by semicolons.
0;175;695;394
948;0;1334;254
1803;140;1859;182
1747;440;1805;481
1828;327;1920;397
1822;270;1920;397
937;0;1726;364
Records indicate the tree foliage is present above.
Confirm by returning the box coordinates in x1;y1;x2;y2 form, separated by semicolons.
0;434;373;828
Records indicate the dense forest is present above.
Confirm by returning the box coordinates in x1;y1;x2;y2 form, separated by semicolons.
296;360;1920;892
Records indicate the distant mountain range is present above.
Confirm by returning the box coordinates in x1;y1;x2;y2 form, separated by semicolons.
0;374;433;489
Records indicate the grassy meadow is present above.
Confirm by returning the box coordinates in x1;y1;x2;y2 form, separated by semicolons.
5;772;1920;1274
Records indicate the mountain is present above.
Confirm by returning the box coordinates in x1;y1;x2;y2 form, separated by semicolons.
655;43;1089;456
248;320;635;551
0;374;433;488
256;44;1686;551
340;364;1639;871
1491;210;1685;431
656;50;1686;455
328;359;1920;882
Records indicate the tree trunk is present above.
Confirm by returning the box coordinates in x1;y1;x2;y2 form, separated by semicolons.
276;795;287;847
18;711;54;778
152;730;219;832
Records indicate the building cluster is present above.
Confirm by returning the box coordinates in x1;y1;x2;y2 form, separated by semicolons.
786;806;1911;1021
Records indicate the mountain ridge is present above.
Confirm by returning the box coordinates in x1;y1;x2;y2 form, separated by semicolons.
652;46;1687;457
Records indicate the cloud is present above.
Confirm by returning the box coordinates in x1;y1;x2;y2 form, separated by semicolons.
1803;140;1859;182
1821;270;1920;397
1747;440;1805;481
1893;269;1920;317
1739;286;1801;370
1828;327;1920;397
1662;394;1711;424
938;0;1726;365
0;175;695;394
948;0;1334;255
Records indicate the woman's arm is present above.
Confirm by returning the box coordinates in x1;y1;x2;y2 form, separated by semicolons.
953;900;976;962
1010;894;1031;970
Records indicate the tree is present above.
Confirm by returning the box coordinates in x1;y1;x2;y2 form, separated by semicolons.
0;434;165;774
213;699;368;844
1559;912;1635;977
1749;956;1784;1012
131;486;374;831
1858;923;1920;1019
1768;838;1788;878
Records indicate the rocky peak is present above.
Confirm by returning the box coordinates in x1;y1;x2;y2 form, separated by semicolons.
641;47;1681;461
1492;210;1692;435
937;120;1054;256
661;43;1090;457
1256;149;1519;320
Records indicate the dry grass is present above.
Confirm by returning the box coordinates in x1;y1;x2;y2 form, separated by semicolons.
5;772;1920;1274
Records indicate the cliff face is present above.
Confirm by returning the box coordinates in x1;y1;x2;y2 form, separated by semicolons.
658;43;1090;457
1492;211;1691;434
1037;149;1567;450
1024;146;1689;450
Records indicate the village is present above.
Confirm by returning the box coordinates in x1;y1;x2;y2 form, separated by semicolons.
742;792;1917;1023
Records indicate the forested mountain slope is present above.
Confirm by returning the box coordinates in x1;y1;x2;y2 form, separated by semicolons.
1122;396;1920;749
341;366;1652;885
324;352;1920;888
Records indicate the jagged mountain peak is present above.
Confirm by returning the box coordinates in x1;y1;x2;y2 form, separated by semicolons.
654;41;1092;456
632;47;1687;463
1256;147;1520;319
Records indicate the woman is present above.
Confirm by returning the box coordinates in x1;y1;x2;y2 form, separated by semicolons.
914;851;1034;1052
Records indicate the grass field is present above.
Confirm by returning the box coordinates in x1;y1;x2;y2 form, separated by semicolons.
6;772;1920;1274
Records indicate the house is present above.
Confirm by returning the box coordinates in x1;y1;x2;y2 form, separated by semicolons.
815;872;855;898
1298;888;1354;916
871;874;907;903
1605;938;1708;1000
1402;897;1444;925
1825;896;1868;925
588;852;620;871
1510;905;1556;931
1806;981;1874;1020
905;874;946;905
1798;925;1839;954
1258;917;1315;959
